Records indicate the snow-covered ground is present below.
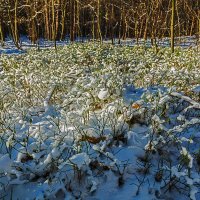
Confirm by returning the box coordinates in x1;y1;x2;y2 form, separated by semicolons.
0;36;199;55
0;43;200;200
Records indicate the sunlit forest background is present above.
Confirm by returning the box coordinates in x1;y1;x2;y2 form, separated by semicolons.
0;0;199;45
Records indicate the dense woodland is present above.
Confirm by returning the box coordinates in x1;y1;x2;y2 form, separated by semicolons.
0;0;199;46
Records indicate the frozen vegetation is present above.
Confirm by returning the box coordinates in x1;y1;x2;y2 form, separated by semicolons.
0;43;200;199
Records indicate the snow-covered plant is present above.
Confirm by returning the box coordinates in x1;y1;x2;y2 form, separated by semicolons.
0;43;199;199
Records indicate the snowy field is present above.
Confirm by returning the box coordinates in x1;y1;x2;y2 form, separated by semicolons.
0;42;200;200
0;35;199;55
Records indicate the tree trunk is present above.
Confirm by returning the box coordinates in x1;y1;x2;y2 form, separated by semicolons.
171;0;175;53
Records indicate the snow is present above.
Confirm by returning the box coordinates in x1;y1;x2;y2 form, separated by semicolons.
180;147;193;168
190;186;199;200
0;35;198;55
98;88;110;100
69;153;90;169
193;86;200;94
0;154;12;173
0;41;200;200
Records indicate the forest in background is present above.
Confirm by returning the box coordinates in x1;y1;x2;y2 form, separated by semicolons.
0;0;199;46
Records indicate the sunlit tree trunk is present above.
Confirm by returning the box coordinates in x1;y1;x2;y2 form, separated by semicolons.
118;0;122;44
76;0;81;39
198;9;200;42
92;10;95;42
175;0;181;41
0;21;4;46
104;2;108;40
28;0;37;44
55;0;60;39
60;0;67;40
52;0;57;50
44;0;50;40
70;0;75;42
111;0;114;44
143;0;152;43
97;0;102;43
0;3;4;46
14;0;19;45
7;0;21;49
171;0;175;53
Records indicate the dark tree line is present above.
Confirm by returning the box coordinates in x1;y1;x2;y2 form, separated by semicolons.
0;0;199;47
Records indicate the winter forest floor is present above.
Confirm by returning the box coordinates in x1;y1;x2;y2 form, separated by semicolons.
0;39;200;200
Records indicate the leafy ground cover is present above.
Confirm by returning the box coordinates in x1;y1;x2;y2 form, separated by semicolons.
0;44;200;199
